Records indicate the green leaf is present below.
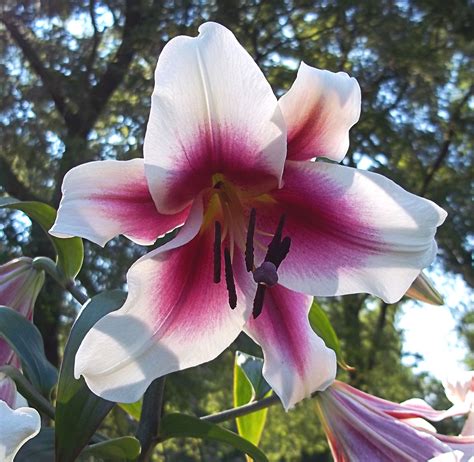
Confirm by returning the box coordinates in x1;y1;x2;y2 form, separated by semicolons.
17;431;140;462
235;351;271;400
0;198;83;280
308;299;353;371
0;306;57;397
79;437;141;461
234;352;271;453
55;290;127;462
118;399;142;421
160;414;268;462
16;428;55;462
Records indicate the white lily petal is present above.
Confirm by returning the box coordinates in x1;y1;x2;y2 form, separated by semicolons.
244;286;336;410
0;400;40;462
75;196;254;402
443;370;474;407
50;159;189;247
144;22;286;214
429;451;465;462
255;160;446;303
279;62;361;162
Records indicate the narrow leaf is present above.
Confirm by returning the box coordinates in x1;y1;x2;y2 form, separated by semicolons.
15;428;55;462
160;413;268;462
308;299;353;371
235;351;271;400
0;306;57;397
55;290;127;462
79;437;141;461
118;399;142;421
0;198;83;280
234;352;270;453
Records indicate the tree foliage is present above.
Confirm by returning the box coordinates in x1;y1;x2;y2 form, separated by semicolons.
1;0;473;459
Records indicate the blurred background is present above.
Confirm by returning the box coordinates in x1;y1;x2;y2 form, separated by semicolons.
0;0;473;460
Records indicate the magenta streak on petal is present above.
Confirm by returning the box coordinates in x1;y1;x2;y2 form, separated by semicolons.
161;124;280;212
247;285;309;376
145;229;247;340
0;278;25;306
318;384;450;461
91;182;190;243
256;163;385;282
0;377;16;407
286;102;326;161
0;340;15;368
336;381;468;422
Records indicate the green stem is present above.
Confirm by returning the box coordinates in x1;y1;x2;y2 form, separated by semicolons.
32;256;89;304
0;365;55;419
136;377;167;461
201;393;281;424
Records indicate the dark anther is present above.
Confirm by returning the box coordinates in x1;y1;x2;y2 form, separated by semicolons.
252;284;266;319
214;181;224;189
265;214;286;264
224;248;237;309
273;236;291;269
245;208;256;272
253;261;278;287
213;221;222;283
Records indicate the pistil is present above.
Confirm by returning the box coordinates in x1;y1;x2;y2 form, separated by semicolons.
248;212;292;319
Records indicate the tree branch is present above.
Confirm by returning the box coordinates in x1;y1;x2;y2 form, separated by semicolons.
0;157;42;202
366;301;391;371
85;0;151;131
1;13;71;125
85;0;101;81
420;85;473;196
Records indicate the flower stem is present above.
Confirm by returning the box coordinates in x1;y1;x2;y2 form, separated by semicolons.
201;393;281;424
32;256;89;304
136;376;167;461
0;365;55;419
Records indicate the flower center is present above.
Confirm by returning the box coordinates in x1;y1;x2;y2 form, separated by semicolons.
206;177;291;318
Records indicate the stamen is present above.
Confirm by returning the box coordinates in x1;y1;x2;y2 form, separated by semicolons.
251;214;292;318
264;215;286;265
213;221;221;283
274;236;291;269
252;284;266;319
224;248;237;309
265;214;286;263
245;208;256;272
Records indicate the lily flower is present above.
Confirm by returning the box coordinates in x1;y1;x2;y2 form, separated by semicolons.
0;257;45;377
50;22;445;408
0;258;43;461
315;381;474;461
0;257;45;321
443;371;474;436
